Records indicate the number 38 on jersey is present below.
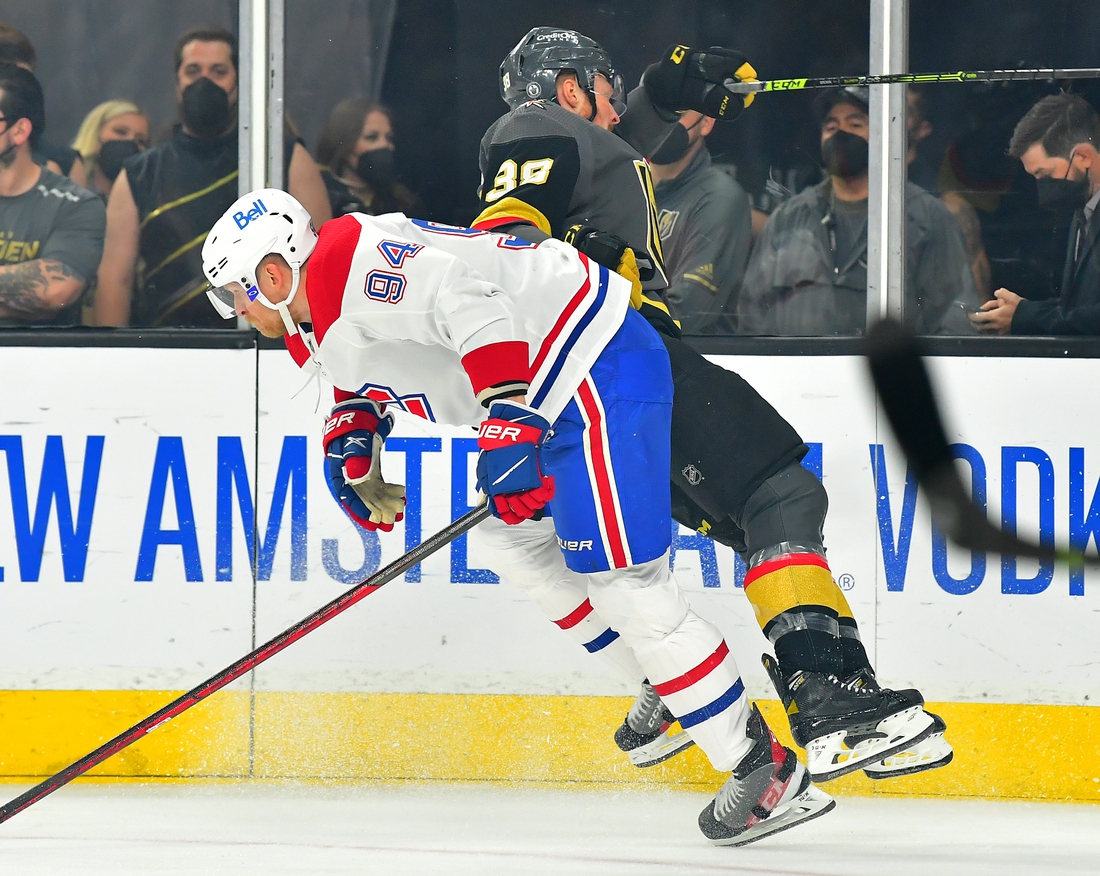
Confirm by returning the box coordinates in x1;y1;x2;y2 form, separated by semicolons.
484;157;555;202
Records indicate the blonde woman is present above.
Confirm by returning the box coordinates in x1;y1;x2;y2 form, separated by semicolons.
72;100;150;198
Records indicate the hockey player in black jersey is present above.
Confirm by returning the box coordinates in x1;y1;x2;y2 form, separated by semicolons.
472;27;952;789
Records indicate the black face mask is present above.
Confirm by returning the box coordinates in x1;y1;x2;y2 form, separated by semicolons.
355;147;396;189
822;129;869;179
650;116;705;166
97;139;141;181
1035;167;1090;214
181;77;232;138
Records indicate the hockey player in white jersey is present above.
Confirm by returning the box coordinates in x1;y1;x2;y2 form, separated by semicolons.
201;189;834;845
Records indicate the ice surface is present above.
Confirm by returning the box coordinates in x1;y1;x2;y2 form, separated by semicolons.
2;782;1099;875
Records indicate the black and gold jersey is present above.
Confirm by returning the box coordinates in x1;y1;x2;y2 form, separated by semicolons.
475;100;668;292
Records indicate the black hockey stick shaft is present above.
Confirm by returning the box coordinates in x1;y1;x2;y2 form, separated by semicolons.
0;503;492;826
864;319;1096;565
727;66;1100;94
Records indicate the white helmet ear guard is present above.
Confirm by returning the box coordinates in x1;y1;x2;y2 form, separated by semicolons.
202;188;318;320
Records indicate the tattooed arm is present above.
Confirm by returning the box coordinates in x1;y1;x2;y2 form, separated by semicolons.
942;191;992;302
0;259;87;320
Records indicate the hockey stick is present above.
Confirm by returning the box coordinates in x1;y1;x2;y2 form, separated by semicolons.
0;503;492;826
726;66;1100;95
865;318;1097;565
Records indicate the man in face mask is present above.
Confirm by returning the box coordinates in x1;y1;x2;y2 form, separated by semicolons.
95;26;331;328
176;34;238;139
740;87;979;336
648;110;752;334
971;94;1100;335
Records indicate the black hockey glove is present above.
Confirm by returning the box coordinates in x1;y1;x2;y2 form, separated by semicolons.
563;224;643;302
563;224;681;339
644;45;758;120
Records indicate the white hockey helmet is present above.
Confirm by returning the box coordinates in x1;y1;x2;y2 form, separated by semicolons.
202;188;318;330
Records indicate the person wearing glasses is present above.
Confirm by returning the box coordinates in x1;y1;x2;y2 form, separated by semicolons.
0;63;104;327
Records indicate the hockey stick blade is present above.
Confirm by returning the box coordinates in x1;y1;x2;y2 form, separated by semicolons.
726;66;1100;94
865;318;1096;565
0;503;492;826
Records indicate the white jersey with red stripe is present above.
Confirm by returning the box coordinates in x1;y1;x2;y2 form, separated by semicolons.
298;213;630;426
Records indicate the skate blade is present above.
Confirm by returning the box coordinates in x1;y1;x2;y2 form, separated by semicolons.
629;726;695;767
807;706;936;782
864;732;954;779
712;784;836;848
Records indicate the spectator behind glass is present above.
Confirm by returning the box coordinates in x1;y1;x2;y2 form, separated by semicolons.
95;26;331;328
907;86;991;299
0;23;86;186
971;94;1100;336
71;100;149;200
739;86;979;336
647;110;751;335
0;63;105;327
315;98;422;218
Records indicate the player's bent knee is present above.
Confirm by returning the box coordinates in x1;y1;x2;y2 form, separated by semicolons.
586;555;691;641
472;514;568;594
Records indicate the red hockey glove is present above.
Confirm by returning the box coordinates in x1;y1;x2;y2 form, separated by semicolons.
475;401;555;525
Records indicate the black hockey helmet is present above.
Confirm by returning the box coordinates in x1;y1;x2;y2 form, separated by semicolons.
500;27;625;116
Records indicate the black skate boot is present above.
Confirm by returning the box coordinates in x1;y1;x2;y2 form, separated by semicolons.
762;654;935;782
614;681;695;767
698;703;835;847
843;668;954;779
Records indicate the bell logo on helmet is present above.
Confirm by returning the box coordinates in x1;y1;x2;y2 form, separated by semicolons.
233;199;269;229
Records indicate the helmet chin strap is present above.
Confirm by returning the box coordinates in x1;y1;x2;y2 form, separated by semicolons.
277;301;297;338
253;263;320;368
256;263;302;337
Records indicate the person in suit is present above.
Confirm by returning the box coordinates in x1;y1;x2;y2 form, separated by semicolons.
971;94;1100;335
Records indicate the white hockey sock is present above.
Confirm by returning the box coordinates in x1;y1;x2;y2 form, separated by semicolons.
588;554;755;771
471;515;645;682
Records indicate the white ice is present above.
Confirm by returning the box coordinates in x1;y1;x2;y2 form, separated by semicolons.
3;782;1099;875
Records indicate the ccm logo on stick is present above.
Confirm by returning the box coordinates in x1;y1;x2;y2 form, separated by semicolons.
479;423;523;442
233;199;268;228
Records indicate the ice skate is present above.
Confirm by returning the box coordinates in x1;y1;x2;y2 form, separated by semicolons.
842;669;954;779
698;703;835;846
762;654;935;782
614;681;695;767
